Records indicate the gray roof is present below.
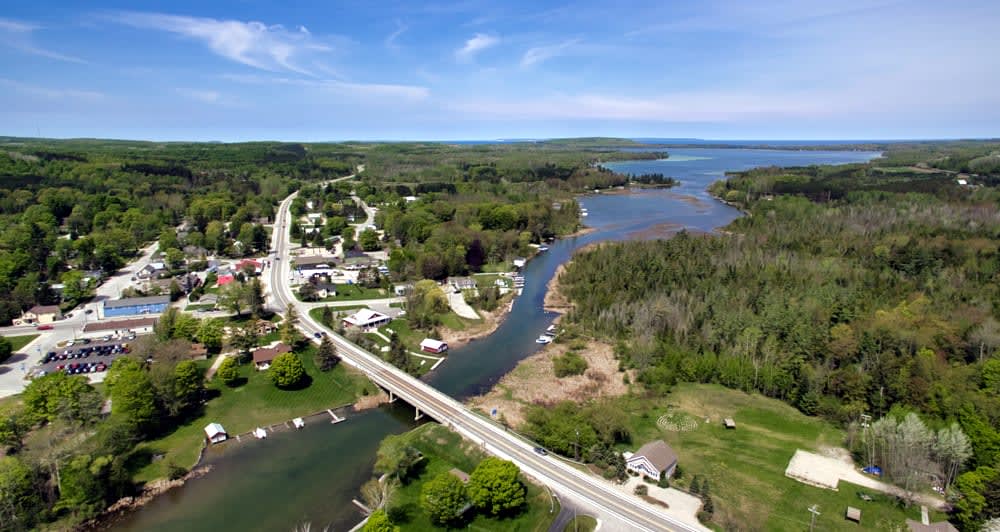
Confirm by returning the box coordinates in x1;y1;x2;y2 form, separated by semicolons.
104;295;171;308
294;255;337;267
633;440;678;472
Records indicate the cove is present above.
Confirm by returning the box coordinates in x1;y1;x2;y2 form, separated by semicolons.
111;147;881;531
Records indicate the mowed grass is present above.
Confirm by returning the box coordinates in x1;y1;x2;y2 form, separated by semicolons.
131;344;378;483
323;284;392;301
384;423;557;532
562;515;598;532
619;384;944;531
5;334;39;352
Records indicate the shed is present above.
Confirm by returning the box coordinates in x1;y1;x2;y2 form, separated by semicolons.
420;338;449;354
846;506;861;523
204;422;228;444
724;418;736;429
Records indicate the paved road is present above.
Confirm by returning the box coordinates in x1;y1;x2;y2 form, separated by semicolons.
269;186;703;532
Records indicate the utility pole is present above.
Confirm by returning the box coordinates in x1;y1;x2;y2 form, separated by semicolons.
808;504;820;532
575;429;580;462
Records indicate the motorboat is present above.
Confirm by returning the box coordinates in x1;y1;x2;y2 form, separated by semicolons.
535;335;553;344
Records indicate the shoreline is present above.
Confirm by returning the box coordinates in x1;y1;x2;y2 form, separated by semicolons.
83;466;214;530
437;296;514;349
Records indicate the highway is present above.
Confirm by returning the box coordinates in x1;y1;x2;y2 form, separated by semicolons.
268;185;704;532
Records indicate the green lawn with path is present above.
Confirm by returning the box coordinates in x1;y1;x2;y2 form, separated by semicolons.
616;383;947;531
380;423;557;531
4;334;39;352
131;343;378;482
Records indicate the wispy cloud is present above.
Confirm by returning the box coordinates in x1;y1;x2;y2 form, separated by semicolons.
384;20;407;50
520;39;581;68
0;78;103;101
455;33;498;62
109;11;334;76
222;73;430;101
174;88;221;103
0;17;87;64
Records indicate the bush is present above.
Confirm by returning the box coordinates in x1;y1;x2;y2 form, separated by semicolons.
634;484;648;496
553;351;588;378
657;475;670;489
270;353;306;388
216;357;240;387
0;337;12;363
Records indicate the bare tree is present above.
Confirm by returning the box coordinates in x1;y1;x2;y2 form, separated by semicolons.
360;476;399;514
933;423;972;490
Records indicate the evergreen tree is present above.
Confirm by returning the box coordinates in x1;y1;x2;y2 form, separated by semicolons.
315;336;339;371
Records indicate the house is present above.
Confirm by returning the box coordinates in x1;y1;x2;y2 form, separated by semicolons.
314;282;338;299
237;259;263;275
343;309;391;329
13;305;62;326
204;422;228;444
138;262;168;279
905;519;959;532
177;273;201;293
420;338;448;354
294;255;337;277
626;440;678;481
252;342;292;370
254;320;277;336
394;283;414;296
100;295;170;319
216;273;236;287
447;276;477;292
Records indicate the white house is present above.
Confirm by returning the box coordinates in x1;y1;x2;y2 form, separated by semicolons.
13;305;62;326
204;422;228;444
626;440;678;481
342;309;391;329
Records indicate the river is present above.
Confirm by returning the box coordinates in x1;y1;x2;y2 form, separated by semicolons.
112;147;880;531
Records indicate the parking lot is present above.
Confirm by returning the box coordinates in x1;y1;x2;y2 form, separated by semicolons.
39;337;134;377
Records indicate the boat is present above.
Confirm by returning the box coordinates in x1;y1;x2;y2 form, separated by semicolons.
538;245;549;252
253;427;267;439
293;417;305;429
544;325;557;337
535;335;552;344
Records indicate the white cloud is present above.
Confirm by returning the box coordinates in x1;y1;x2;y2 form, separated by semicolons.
175;88;221;103
520;39;580;68
455;33;498;61
222;73;430;101
0;78;103;101
0;16;87;64
384;20;407;50
110;11;334;76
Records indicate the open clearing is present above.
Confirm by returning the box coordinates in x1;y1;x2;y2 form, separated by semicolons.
618;384;949;531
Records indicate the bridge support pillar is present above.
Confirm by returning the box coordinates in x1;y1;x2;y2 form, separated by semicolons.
388;390;396;403
414;408;424;421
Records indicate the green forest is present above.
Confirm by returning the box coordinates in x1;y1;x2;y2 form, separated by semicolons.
554;143;1000;530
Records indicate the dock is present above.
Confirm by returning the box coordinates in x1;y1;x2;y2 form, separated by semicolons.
327;409;345;424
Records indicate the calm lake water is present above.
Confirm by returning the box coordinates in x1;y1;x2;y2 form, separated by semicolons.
113;148;880;531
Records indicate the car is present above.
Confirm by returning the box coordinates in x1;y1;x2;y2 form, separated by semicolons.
313;331;322;339
533;447;548;456
36;324;54;330
56;364;65;370
85;309;93;314
66;340;75;346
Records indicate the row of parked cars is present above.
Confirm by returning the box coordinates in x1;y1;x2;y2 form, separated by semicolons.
55;361;107;374
42;342;131;364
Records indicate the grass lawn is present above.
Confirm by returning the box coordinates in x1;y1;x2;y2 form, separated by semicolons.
184;303;215;312
130;343;378;483
480;262;512;273
617;383;946;531
315;284;392;302
5;334;39;352
382;423;557;532
562;515;598;532
307;305;368;326
383;319;423;348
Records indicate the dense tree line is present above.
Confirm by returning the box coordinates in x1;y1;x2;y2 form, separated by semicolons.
557;161;1000;529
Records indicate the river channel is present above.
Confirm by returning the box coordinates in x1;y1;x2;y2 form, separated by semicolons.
112;147;880;531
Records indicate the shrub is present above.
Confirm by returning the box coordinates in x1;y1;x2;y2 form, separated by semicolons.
634;484;648;496
270;353;306;388
553;351;588;378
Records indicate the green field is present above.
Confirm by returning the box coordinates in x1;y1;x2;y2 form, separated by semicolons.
380;423;557;531
562;515;597;532
618;384;946;531
4;334;39;352
131;344;377;482
313;283;392;301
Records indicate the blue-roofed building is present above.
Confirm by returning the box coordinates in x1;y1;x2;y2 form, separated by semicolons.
100;295;170;319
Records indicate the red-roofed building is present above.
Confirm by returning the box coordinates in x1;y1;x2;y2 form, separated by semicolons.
216;274;236;287
237;259;263;275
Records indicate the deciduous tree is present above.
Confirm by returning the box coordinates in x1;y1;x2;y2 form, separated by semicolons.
269;353;306;388
468;457;526;516
421;471;468;526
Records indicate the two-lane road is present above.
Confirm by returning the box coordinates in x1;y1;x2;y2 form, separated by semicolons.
268;183;705;532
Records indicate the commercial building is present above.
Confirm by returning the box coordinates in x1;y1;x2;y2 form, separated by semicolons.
100;295;170;319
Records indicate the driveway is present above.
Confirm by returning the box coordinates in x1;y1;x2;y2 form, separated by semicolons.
447;292;480;320
618;476;708;531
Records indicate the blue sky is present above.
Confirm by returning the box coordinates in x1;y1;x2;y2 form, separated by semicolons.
1;0;998;141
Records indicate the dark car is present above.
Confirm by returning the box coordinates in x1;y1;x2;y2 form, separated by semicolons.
313;331;323;339
533;447;548;456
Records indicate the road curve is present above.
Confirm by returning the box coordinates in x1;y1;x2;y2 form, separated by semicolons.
268;184;704;532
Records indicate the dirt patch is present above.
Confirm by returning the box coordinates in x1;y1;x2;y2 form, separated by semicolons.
437;298;512;349
665;191;712;211
543;264;572;314
563;225;597;238
354;391;390;411
466;339;632;427
625;222;686;240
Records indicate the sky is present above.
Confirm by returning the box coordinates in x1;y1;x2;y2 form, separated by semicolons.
1;0;998;141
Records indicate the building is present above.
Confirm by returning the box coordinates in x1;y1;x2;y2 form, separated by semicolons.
420;338;449;354
294;255;337;277
252;342;292;370
626;440;678;481
447;276;477;292
82;317;157;335
138;262;168;280
254;319;277;336
216;273;236;287
204;422;228;444
189;343;209;360
314;282;338;299
343;309;391;330
100;295;170;319
237;259;263;275
13;305;62;326
393;283;414;296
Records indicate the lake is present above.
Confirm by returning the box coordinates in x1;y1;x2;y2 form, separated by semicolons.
112;148;880;531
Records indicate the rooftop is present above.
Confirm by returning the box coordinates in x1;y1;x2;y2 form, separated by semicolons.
103;295;170;308
632;440;678;472
83;317;157;332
